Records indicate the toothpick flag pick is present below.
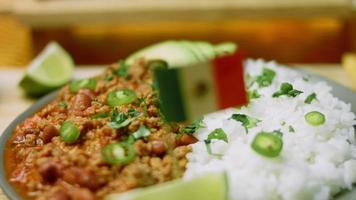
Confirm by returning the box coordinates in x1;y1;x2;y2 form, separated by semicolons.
153;50;248;122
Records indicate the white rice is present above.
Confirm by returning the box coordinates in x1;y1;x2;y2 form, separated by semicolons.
183;59;356;200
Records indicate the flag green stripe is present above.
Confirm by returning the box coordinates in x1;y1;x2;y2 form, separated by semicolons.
154;68;187;122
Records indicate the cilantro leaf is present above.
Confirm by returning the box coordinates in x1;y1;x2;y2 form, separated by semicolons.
256;68;276;87
115;61;129;79
59;101;68;109
132;125;150;139
273;82;303;98
91;112;109;119
108;109;137;129
207;128;228;143
248;89;260;100
128;108;140;118
204;139;223;158
182;118;205;134
104;74;114;81
304;92;317;104
231;114;260;131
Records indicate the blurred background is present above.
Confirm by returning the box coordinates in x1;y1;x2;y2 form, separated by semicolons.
0;0;355;66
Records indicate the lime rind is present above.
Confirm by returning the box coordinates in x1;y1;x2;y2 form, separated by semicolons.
105;172;227;200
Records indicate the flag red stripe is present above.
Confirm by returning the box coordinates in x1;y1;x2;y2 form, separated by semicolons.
212;51;248;109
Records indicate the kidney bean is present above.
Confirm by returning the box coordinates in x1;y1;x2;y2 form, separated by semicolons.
38;161;61;183
62;167;100;191
151;140;167;155
176;134;198;146
73;93;92;111
41;124;58;143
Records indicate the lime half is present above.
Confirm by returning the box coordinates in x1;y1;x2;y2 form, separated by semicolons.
105;172;228;200
19;41;74;97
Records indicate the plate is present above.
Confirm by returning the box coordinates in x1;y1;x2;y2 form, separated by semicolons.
0;69;355;200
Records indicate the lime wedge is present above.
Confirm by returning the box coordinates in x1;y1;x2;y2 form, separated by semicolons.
105;172;228;200
19;41;74;97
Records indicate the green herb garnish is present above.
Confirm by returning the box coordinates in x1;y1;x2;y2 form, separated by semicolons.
128;108;140;118
255;68;276;87
59;101;68;109
136;97;148;116
288;125;295;133
272;130;283;138
204;139;223;158
231;114;260;132
248;89;260;100
132;125;150;139
107;109;137;129
272;82;303;98
114;61;129;79
204;128;227;157
104;74;114;81
182;118;205;134
305;111;325;126
304;92;317;104
91;112;109;119
207;128;228;143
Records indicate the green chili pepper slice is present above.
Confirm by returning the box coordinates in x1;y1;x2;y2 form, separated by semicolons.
60;121;80;144
102;142;136;165
305;111;325;126
69;78;97;93
251;132;283;158
107;89;137;107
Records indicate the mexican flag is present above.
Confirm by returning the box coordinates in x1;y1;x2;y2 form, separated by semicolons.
154;51;248;122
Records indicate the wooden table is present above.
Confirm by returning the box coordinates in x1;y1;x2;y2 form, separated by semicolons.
0;64;354;200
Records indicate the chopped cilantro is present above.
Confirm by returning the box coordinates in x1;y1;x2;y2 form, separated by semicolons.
304;92;317;104
248;89;260;100
204;139;223;158
91;112;109;119
136;97;148;116
107;109;137;129
288;125;295;133
59;101;68;109
204;128;227;157
256;68;276;87
231;114;260;132
272;130;283;138
114;61;129;79
128;108;140;118
182;118;205;134
273;82;303;98
104;74;114;81
207;128;228;143
132;125;150;139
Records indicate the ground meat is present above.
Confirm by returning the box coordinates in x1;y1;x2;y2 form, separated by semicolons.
38;161;62;184
62;167;100;191
5;60;192;200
